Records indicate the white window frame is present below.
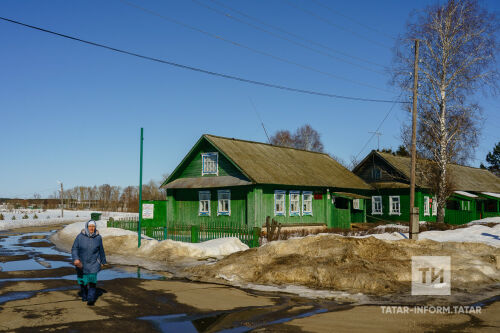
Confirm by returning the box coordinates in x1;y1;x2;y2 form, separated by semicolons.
461;200;470;211
289;191;300;216
424;196;430;216
302;191;313;216
372;196;382;215
274;190;286;216
217;190;231;216
389;196;401;215
353;199;360;210
198;191;211;216
432;197;437;216
201;152;218;176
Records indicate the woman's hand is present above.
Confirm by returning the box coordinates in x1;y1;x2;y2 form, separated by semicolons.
73;259;82;269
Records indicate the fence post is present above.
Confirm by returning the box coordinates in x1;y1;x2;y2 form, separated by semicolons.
191;225;199;243
252;227;260;248
164;226;167;240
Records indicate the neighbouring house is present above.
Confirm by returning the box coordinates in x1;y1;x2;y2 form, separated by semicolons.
353;150;500;224
160;134;373;229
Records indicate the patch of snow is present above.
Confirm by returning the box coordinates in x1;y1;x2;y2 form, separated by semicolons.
0;209;137;231
482;192;500;199
468;216;500;224
454;191;478;198
418;224;500;247
240;282;366;301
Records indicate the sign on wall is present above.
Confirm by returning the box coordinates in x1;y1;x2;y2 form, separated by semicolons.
142;203;154;219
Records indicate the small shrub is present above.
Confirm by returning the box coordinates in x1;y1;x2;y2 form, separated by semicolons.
33;214;38;219
47;216;50;219
0;213;3;220
108;217;114;222
12;215;16;220
22;214;29;219
76;214;79;217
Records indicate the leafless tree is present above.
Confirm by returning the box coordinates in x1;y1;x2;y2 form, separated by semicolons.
392;0;499;222
270;124;324;152
270;130;295;148
294;124;324;152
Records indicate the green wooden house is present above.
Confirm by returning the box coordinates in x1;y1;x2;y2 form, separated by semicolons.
160;134;373;229
353;151;500;224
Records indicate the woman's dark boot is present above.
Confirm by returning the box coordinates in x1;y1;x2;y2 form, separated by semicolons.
87;283;96;306
80;284;88;302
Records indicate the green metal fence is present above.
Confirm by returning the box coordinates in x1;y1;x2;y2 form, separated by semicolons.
108;217;260;247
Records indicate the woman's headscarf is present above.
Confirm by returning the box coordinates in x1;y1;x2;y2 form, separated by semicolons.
84;220;98;237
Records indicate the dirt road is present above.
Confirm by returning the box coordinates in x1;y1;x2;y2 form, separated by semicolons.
0;224;498;332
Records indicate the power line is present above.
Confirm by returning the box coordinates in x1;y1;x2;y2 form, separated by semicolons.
285;0;392;49
192;0;386;75
119;0;393;93
0;16;407;104
310;0;398;41
209;0;389;69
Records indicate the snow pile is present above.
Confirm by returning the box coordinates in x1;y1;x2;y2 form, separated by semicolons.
189;233;500;296
51;221;249;267
363;223;500;247
419;224;500;247
468;216;500;224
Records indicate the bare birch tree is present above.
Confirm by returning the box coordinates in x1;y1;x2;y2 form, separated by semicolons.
393;0;499;222
270;124;324;152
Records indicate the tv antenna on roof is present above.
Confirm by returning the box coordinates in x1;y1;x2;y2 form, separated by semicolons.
249;97;270;144
369;131;382;151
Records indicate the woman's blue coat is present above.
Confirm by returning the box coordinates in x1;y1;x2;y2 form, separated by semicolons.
71;220;107;274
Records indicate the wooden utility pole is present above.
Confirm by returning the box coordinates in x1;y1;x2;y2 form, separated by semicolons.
409;40;420;240
60;182;64;218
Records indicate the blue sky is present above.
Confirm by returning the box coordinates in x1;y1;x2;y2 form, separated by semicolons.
1;0;499;198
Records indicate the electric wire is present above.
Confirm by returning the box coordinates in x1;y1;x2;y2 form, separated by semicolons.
192;0;387;75
285;0;392;49
119;0;393;93
208;0;389;69
0;16;409;104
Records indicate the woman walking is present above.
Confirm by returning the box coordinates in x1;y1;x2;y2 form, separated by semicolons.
71;220;106;305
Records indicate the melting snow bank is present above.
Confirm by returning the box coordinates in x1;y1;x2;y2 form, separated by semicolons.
0;217;89;231
187;233;500;302
50;221;249;271
0;210;138;231
365;223;500;247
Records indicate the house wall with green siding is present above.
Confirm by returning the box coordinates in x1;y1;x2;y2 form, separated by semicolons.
255;185;328;226
167;187;249;226
366;189;438;223
166;185;363;229
365;189;495;224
